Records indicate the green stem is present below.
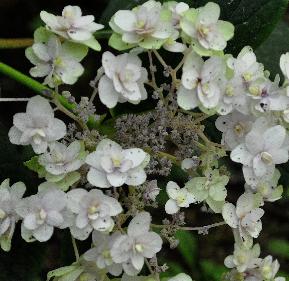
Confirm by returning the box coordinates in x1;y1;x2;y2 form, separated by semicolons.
0;61;50;95
0;61;90;126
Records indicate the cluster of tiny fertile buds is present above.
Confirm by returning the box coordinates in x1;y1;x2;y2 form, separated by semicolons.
2;0;288;280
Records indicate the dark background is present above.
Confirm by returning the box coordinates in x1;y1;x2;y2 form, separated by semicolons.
0;0;289;280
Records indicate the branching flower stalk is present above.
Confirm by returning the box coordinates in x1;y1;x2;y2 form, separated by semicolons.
0;2;288;281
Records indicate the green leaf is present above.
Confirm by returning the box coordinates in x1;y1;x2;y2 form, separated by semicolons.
200;260;227;281
175;230;198;268
256;20;289;78
267;239;289;259
24;156;46;178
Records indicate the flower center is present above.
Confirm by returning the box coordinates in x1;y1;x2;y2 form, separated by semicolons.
135;243;144;253
234;122;245;137
198;25;210;37
54;57;63;67
236;254;246;264
261;265;272;279
102;250;111;259
261;152;273;164
242;72;252;82
112;157;122;167
88;204;100;220
248;85;261;97
225;85;234;97
176;194;186;205
37;208;47;224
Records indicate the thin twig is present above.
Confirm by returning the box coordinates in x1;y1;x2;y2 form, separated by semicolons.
71;235;80;261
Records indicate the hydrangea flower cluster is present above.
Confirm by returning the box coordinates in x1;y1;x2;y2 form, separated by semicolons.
2;1;288;281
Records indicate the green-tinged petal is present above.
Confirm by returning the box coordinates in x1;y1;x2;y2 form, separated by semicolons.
34;26;52;43
138;37;166;50
24;156;47;178
109;33;135;51
217;20;235;40
62;41;88;61
206;197;224;213
82;37;102;51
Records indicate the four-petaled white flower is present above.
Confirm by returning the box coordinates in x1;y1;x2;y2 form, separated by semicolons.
110;0;174;49
177;52;226;111
84;231;123;276
39;141;84;175
40;6;104;42
67;189;122;240
86;139;150;188
0;179;26;251
99;51;148;108
224;243;261;273
26;36;85;88
165;181;195;214
180;2;234;52
111;212;162;276
186;170;229;213
222;192;264;247
168;273;192;281
16;188;68;242
215;111;254;150
8;96;66;154
231;117;289;185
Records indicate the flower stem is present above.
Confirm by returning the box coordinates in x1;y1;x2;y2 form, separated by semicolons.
0;38;34;49
71;235;80;261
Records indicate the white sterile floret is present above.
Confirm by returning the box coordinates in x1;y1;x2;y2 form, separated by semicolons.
177;51;227;111
222;46;264;115
186;169;229;213
26;36;85;88
224;243;261;273
84;231;123;276
166;1;189;28
39;141;84;175
16;188;67;242
40;6;104;43
257;256;285;281
215;111;254;150
99;52;148;108
8;96;66;154
111;212;162;276
243;74;289;116
0;179;26;251
222;192;264;247
110;0;174;49
67;188;122;240
86;139;150;188
180;2;234;52
245;169;283;205
231;117;289;184
168;273;192;281
165;181;195;214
